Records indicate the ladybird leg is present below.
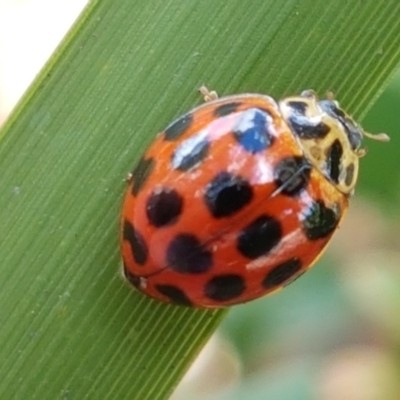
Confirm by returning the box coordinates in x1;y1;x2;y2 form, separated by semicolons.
199;85;219;102
325;91;335;100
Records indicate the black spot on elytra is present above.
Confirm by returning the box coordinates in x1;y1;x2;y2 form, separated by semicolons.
288;115;330;139
123;221;148;265
171;134;210;171
164;113;193;141
274;156;311;196
262;258;302;289
214;102;241;117
345;162;355;187
233;108;275;153
130;157;155;196
167;233;212;274
204;172;253;218
204;274;245;302
123;266;141;288
155;285;192;306
146;188;183;227
237;215;282;259
302;200;341;240
326;139;343;184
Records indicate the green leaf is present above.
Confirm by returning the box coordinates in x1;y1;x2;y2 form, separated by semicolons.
1;1;399;398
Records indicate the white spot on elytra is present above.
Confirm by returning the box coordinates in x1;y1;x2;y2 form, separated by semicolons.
171;130;208;169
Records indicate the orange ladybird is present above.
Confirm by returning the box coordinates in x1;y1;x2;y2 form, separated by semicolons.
120;87;388;308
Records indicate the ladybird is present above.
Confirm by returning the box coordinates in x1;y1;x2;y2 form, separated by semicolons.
120;87;388;308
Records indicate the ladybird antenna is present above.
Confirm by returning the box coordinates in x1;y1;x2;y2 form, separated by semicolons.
362;130;390;142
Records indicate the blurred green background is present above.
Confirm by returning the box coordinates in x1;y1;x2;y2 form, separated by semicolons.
173;72;400;399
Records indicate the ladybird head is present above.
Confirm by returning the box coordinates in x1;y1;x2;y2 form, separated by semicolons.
279;90;389;195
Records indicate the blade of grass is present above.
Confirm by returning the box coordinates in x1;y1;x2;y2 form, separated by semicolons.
0;0;399;398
